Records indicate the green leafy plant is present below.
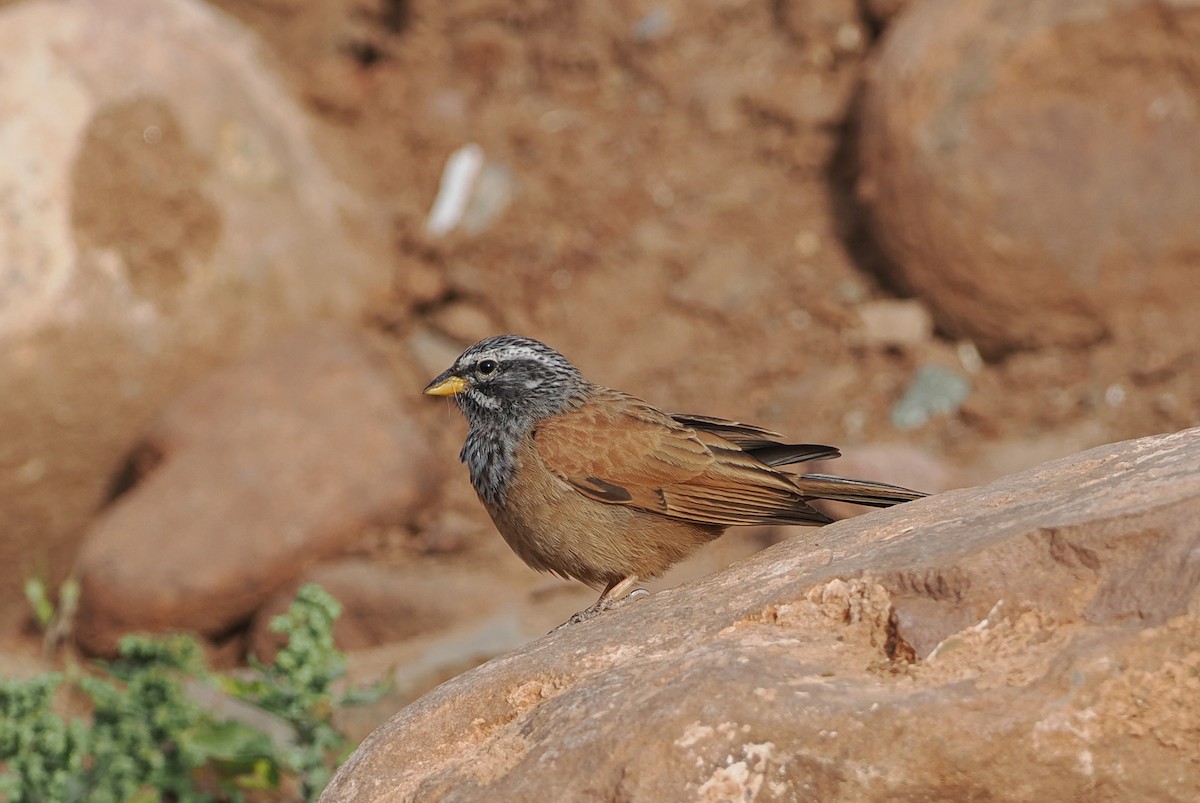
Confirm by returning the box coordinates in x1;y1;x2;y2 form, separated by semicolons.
0;584;385;801
223;584;359;799
0;673;88;802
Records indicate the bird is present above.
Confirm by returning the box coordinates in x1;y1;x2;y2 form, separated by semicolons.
424;335;926;626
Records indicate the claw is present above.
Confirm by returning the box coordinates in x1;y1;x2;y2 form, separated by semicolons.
551;577;650;631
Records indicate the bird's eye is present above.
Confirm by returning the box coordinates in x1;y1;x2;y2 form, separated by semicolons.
476;359;498;376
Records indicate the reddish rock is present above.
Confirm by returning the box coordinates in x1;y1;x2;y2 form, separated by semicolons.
247;559;504;662
0;0;388;628
857;0;1200;358
74;327;435;656
853;299;933;349
321;427;1200;801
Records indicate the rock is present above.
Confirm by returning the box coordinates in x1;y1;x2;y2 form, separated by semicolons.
857;0;1200;358
890;364;971;429
632;8;673;43
428;301;500;346
247;559;505;662
321;427;1200;801
74;327;434;656
853;298;933;348
336;610;534;743
0;0;389;628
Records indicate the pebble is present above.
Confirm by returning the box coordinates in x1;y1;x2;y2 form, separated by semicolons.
891;364;971;429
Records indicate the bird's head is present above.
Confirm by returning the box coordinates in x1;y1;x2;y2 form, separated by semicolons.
424;335;589;430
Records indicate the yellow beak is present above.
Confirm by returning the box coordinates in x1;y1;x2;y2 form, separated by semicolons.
424;374;468;397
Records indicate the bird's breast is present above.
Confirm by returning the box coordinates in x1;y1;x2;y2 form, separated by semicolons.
482;438;724;588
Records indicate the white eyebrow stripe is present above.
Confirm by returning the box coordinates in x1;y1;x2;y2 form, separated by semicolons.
463;344;558;368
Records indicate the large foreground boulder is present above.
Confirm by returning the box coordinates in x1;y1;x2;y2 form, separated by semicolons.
322;426;1200;801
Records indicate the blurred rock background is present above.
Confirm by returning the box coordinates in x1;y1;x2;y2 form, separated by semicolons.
1;0;1196;750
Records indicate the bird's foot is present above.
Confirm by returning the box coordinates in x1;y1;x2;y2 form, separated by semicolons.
552;588;650;631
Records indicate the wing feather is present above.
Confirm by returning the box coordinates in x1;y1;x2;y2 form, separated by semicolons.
681;414;841;466
533;389;832;526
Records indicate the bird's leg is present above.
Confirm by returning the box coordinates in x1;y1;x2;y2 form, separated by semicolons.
554;576;650;630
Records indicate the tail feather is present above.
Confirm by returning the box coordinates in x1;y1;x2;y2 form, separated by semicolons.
792;474;927;508
673;412;927;516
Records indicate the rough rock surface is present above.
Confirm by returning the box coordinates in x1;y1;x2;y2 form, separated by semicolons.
321;427;1200;802
0;0;388;623
857;0;1200;358
74;327;434;656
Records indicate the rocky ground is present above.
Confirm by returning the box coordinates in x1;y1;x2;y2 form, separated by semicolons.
321;428;1200;801
1;0;1198;797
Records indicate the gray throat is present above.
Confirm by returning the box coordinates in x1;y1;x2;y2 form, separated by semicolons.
460;420;528;508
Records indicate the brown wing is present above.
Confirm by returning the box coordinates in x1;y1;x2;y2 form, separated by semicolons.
533;389;832;526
